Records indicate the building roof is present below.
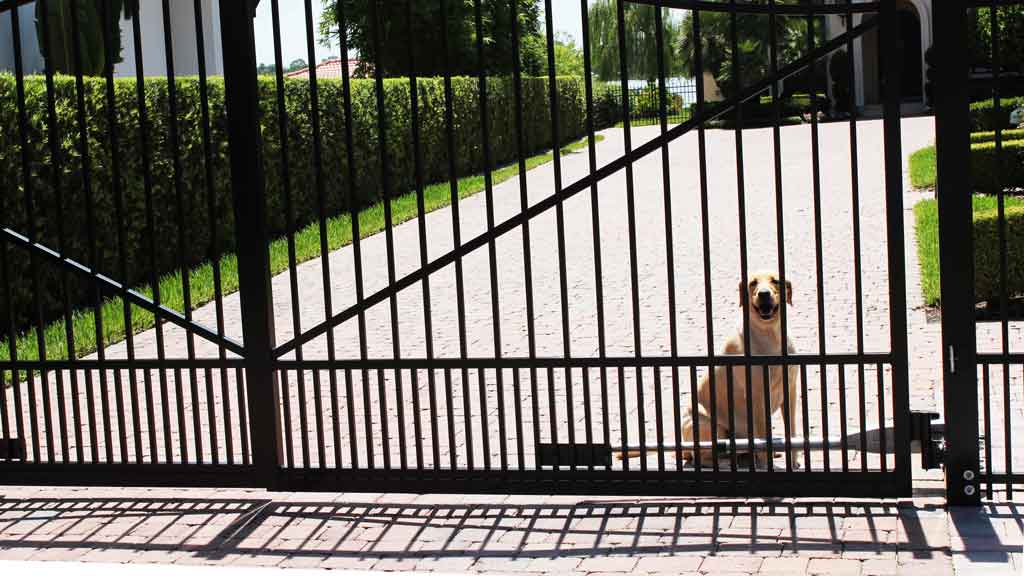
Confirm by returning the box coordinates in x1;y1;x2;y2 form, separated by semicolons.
285;58;365;79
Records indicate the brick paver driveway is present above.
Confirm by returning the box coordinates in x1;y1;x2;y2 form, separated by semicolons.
3;117;1023;574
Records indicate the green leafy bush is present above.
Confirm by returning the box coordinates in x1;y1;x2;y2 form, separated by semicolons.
974;204;1024;304
0;74;590;335
970;138;1024;193
969;96;1024;131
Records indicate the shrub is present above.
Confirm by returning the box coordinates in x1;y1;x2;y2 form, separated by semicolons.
914;195;1024;306
591;83;623;128
969;96;1024;131
907;138;1024;191
830;50;853;113
970;138;1024;193
909;145;936;189
0;74;589;335
974;204;1024;304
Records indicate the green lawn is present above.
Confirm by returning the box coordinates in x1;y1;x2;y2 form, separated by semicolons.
913;194;1024;306
1;134;603;372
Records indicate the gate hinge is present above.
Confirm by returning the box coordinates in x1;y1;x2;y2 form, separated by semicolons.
0;438;26;461
910;411;944;470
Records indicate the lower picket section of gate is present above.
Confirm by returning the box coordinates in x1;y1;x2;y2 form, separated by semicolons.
0;361;907;494
977;357;1024;499
0;363;252;468
274;362;901;483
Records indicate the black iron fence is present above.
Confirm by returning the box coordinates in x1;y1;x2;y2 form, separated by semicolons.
620;79;697;125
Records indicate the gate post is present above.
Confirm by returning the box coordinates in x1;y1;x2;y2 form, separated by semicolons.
933;0;981;506
880;0;911;495
217;0;283;488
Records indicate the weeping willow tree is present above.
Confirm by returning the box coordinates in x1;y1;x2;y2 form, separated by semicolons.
587;0;684;83
35;0;138;76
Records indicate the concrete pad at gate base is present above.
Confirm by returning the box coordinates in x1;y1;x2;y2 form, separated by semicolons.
0;560;461;576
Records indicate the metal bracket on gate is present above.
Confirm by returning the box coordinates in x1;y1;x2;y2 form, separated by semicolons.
538;443;613;468
911;411;944;470
0;438;25;461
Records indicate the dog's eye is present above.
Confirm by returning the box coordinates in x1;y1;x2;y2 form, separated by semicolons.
771;279;780;285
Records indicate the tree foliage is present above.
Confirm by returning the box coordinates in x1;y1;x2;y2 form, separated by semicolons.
318;0;545;77
34;0;137;76
551;33;585;78
678;10;822;99
969;6;1024;74
587;0;683;82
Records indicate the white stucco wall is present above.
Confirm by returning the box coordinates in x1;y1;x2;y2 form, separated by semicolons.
116;0;222;77
0;3;45;75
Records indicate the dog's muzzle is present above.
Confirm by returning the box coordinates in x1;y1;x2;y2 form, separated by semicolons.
755;291;777;320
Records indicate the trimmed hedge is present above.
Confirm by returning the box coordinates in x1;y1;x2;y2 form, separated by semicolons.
970;138;1024;193
974;204;1024;304
969;128;1024;143
969;96;1024;131
908;138;1024;191
914;195;1024;306
0;74;590;334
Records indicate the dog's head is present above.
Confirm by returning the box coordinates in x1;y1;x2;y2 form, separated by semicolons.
739;271;792;326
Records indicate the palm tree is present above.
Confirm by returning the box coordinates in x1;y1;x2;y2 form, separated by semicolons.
678;10;822;100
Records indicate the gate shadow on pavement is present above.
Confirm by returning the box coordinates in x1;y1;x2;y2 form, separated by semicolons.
0;494;1020;572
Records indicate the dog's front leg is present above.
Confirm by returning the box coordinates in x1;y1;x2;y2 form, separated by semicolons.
787;365;801;467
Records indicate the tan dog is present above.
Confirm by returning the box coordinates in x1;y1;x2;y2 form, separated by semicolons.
681;271;800;467
618;272;800;467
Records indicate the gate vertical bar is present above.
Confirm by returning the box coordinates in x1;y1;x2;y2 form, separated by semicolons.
881;0;911;494
218;0;282;486
933;0;980;506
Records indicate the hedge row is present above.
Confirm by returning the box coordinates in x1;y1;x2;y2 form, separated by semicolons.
974;204;1024;304
969;96;1024;131
970;138;1024;193
970;128;1024;143
0;74;592;334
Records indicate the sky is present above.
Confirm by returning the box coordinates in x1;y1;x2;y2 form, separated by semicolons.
253;0;587;68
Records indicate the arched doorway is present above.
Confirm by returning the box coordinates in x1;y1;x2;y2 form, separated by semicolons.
856;0;927;107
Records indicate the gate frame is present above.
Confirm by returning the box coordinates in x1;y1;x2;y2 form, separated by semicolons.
209;0;916;497
0;0;916;498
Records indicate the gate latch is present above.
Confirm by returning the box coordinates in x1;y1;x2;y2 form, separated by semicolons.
910;411;944;470
0;438;25;461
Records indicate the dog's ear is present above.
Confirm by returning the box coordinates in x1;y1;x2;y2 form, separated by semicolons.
738;279;747;307
785;280;793;305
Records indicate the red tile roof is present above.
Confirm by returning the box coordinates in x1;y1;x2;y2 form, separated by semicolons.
285;58;365;79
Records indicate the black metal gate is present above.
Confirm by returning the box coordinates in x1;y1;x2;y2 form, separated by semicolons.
1;0;916;497
935;0;1024;505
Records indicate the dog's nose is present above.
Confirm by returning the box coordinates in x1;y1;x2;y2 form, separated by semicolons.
756;290;773;307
